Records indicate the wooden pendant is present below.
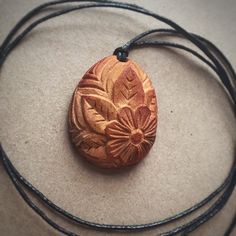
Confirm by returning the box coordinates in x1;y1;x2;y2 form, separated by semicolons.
68;55;158;169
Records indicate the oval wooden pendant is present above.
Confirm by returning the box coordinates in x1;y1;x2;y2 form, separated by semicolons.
68;55;158;169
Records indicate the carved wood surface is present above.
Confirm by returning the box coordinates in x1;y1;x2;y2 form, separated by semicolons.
68;55;158;168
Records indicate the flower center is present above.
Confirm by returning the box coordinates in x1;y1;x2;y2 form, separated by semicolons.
130;129;144;145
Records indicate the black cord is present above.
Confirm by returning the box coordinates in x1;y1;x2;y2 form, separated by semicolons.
0;147;78;236
224;213;236;236
122;28;236;94
0;1;235;236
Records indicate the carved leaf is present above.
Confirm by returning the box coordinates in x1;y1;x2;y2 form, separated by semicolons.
145;89;157;116
113;67;145;108
92;56;113;80
76;131;118;168
76;130;106;149
103;60;127;95
86;146;107;162
68;99;82;131
71;90;87;129
82;95;117;134
79;71;105;92
132;62;153;92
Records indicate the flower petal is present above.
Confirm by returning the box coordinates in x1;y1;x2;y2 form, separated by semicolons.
117;106;136;129
107;139;142;166
137;140;152;158
106;138;129;160
144;116;157;138
105;120;130;139
121;143;138;164
135;105;151;129
143;116;157;149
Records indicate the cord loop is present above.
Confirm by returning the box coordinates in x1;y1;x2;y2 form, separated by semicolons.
113;46;129;62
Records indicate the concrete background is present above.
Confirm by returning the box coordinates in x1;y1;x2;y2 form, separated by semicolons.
0;0;235;235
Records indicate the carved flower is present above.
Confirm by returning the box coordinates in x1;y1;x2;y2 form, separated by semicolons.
105;105;157;165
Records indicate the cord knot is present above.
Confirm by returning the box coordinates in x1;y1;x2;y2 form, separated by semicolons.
113;47;129;62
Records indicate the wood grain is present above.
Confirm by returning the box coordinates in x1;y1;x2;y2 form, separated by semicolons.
68;55;158;168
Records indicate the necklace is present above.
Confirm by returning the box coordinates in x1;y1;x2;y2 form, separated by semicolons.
0;1;235;236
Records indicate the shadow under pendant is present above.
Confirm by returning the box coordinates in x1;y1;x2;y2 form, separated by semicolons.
68;55;158;169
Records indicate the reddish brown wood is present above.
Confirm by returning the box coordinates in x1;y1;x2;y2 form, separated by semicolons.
68;55;158;169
